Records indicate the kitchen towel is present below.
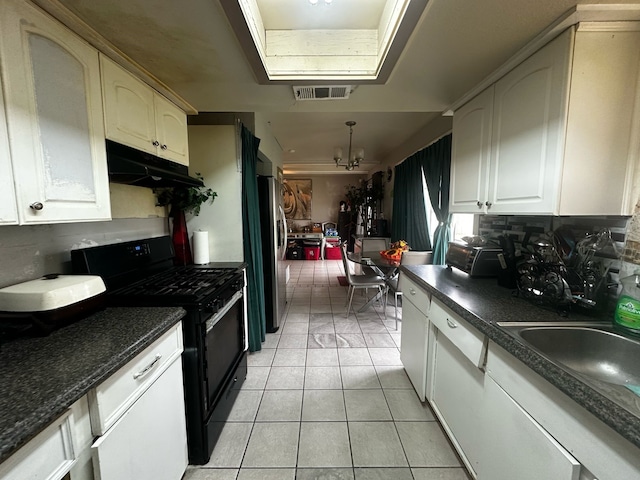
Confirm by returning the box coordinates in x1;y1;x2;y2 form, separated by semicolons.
192;230;210;264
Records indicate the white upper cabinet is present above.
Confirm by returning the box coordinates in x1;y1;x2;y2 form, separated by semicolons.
451;24;640;216
489;29;570;215
101;55;189;166
450;87;494;213
101;54;156;154
0;74;18;226
0;0;111;224
154;94;190;164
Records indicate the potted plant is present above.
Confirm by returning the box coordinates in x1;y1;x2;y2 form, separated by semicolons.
155;174;217;265
345;182;366;213
345;179;384;235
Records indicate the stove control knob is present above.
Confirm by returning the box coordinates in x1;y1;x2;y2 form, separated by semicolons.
205;299;222;313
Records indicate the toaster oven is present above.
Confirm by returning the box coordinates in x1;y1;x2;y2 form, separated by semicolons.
445;242;503;277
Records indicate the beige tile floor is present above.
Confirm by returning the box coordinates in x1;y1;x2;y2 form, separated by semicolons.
184;259;470;480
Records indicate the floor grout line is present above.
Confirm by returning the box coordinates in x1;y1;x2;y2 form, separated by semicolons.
186;259;471;480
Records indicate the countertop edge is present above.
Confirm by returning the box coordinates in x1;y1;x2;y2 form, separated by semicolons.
400;265;640;449
0;307;186;463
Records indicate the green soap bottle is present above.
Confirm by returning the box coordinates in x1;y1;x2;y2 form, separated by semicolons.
614;272;640;335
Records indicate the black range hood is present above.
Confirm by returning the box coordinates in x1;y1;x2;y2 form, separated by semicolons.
106;139;204;188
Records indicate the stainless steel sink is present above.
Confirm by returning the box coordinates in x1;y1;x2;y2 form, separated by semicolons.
500;323;640;387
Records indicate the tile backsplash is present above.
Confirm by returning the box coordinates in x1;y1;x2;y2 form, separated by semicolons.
477;214;630;309
0;217;167;288
478;215;627;259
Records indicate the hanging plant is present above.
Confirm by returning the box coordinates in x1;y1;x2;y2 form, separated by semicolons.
155;173;217;216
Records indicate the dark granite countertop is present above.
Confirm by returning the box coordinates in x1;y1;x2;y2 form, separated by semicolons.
0;306;185;463
400;264;640;450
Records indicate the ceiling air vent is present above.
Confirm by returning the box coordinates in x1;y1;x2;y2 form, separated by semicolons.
293;86;351;101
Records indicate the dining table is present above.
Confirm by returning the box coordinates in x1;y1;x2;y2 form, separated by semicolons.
346;250;401;312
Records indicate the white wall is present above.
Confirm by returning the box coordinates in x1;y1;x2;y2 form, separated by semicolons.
187;125;244;262
110;183;166;219
254;112;283;176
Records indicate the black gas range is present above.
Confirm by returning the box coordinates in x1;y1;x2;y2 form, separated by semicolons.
71;236;247;465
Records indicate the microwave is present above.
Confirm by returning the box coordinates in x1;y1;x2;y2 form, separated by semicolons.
445;242;503;277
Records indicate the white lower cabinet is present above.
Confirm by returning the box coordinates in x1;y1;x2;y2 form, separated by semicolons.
0;397;92;480
0;413;73;480
430;330;484;477
486;341;640;480
479;376;581;480
401;282;640;479
91;359;187;480
399;298;429;401
90;324;188;480
69;397;94;480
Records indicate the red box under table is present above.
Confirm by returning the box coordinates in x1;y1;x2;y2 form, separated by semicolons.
304;246;320;260
324;246;341;260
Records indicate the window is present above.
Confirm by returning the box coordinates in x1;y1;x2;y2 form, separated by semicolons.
423;176;474;245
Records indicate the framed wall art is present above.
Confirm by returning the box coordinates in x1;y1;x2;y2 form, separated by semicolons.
283;178;312;220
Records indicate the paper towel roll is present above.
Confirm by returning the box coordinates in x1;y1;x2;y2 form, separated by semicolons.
192;230;210;264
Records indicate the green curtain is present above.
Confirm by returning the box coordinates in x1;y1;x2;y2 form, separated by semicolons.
390;155;432;251
241;125;266;352
420;134;452;265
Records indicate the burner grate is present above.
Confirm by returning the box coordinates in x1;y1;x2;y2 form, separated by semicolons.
110;266;241;302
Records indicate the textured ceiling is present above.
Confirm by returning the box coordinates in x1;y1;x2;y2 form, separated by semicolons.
51;0;640;174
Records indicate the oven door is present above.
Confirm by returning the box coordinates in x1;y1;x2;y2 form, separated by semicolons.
204;290;244;412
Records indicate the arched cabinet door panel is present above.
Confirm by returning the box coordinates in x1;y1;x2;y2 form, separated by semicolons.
0;71;18;225
101;55;189;166
0;0;110;224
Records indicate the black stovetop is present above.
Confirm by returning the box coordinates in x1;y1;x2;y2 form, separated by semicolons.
71;236;244;307
109;266;243;306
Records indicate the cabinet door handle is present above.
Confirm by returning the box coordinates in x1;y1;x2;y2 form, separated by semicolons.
160;144;168;150
409;288;416;296
485;201;492;208
476;201;483;208
133;353;162;379
152;140;160;147
446;318;457;329
29;202;44;211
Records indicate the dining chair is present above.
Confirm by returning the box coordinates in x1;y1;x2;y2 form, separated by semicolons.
386;250;433;329
320;222;338;259
356;237;390;275
340;242;386;317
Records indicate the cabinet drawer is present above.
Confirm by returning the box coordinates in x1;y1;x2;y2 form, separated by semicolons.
91;359;188;480
398;275;431;314
0;410;75;480
430;299;486;368
88;323;183;435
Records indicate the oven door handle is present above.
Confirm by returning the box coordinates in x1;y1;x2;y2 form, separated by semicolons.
206;290;243;334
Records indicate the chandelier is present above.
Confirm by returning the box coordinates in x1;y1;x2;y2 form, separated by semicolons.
334;121;364;171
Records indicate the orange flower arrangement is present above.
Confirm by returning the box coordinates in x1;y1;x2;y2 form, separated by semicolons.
380;240;410;262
